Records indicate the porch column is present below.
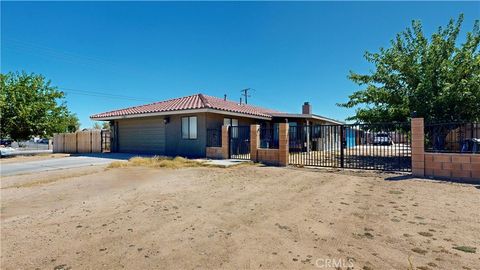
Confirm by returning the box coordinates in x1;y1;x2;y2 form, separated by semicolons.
278;123;289;166
221;125;229;159
250;124;259;162
411;118;425;177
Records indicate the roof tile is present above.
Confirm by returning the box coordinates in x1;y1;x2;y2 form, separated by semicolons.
90;94;280;119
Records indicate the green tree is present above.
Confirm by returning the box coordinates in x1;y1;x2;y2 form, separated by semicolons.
0;72;80;141
339;14;480;123
92;121;109;130
101;121;110;130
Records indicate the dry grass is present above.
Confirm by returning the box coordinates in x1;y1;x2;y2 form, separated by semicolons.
108;156;220;169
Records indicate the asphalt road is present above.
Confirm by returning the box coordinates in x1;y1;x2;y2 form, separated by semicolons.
0;153;138;177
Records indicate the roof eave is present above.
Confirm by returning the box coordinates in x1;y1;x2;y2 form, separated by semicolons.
90;108;272;121
270;113;344;125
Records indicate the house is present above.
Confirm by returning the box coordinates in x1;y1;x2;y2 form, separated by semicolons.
90;93;342;157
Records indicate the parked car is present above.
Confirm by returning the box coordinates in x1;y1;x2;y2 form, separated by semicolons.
373;133;393;145
0;139;13;147
461;138;480;153
38;138;50;144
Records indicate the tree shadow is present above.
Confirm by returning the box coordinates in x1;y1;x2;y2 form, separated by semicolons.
385;174;480;187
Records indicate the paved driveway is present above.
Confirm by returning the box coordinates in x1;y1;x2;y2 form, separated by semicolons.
1;153;140;176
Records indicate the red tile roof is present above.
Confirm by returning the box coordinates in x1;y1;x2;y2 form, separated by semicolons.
90;94;281;119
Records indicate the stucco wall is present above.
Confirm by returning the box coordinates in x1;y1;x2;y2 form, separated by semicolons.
165;113;207;157
205;112;259;129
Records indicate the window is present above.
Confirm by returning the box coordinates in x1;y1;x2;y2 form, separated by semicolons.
224;118;239;138
223;118;238;127
182;116;197;139
223;118;231;126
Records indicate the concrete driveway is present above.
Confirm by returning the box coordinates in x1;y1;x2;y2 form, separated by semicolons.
0;153;140;177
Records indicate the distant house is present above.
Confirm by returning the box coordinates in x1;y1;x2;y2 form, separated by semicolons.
90;93;341;157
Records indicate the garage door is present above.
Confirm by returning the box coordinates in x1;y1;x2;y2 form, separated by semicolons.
117;118;166;154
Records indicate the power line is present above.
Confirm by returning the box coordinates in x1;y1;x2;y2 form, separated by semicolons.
59;87;156;102
3;37;143;75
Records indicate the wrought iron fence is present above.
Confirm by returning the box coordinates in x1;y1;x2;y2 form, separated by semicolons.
207;128;222;147
288;122;412;172
425;122;480;153
259;126;279;149
229;126;250;160
101;130;111;152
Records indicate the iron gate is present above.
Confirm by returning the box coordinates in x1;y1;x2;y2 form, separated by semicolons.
229;126;250;160
101;129;111;152
289;123;411;172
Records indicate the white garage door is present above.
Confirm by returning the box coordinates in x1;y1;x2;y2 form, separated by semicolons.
117;118;166;154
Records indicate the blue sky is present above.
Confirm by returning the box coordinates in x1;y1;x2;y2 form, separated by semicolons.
2;1;479;128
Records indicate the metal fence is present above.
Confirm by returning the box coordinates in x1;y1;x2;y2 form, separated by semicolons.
342;122;411;171
207;128;222;147
229;126;250;160
10;140;50;150
259;127;279;149
289;122;412;172
425;122;480;153
101;130;111;152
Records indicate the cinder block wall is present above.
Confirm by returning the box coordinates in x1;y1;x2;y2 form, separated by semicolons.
256;149;280;166
206;147;224;159
411;118;479;182
424;153;480;181
250;123;289;166
206;126;229;159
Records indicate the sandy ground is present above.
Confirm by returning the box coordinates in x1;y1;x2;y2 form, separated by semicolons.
1;165;479;270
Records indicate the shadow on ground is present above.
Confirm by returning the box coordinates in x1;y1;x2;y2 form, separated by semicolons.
70;152;154;160
385;174;480;186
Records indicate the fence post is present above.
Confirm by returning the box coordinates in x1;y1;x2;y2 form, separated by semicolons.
250;124;259;162
90;130;93;153
278;122;289;166
340;126;345;168
221;125;229;159
411;118;425;177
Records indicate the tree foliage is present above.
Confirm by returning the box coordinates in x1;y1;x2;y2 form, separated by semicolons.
339;14;480;123
0;72;80;141
92;121;109;130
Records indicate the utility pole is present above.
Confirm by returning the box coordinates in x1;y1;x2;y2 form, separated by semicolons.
241;88;251;104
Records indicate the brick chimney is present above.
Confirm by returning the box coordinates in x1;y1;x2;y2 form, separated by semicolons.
302;102;312;114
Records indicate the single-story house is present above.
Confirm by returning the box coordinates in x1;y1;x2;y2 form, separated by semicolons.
90;93;342;157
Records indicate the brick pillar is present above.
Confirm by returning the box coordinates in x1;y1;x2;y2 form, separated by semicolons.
411;118;425;177
221;125;229;159
278;123;289;166
250;124;259;162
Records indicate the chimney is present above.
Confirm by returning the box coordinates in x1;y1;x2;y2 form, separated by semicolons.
239;97;243;105
224;94;227;101
302;102;312;114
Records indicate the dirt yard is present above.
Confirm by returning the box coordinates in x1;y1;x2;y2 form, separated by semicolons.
1;164;479;269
